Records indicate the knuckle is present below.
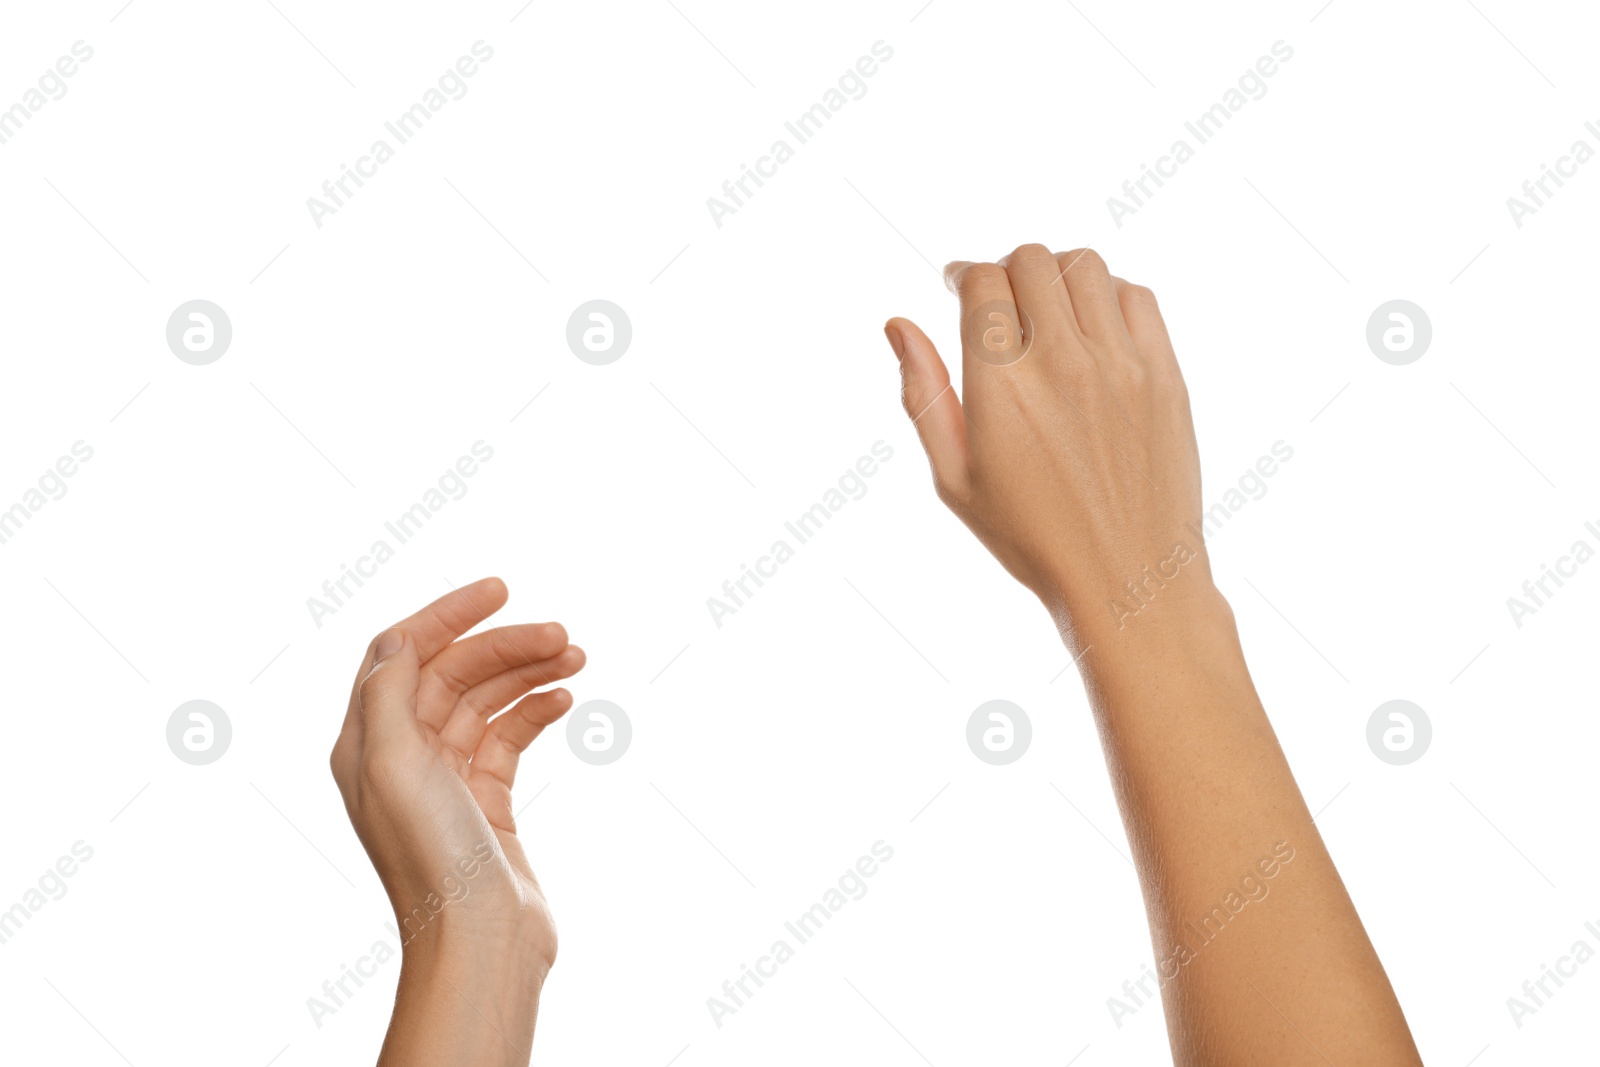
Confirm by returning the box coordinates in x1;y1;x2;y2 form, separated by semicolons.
487;630;522;670
1064;247;1108;275
930;468;965;510
960;263;1008;293
1006;242;1053;265
1004;244;1060;282
436;662;475;695
1121;282;1159;310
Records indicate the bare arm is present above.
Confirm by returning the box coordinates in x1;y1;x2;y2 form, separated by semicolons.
884;245;1420;1065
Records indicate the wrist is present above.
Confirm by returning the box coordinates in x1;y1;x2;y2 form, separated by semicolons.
398;921;549;1035
402;905;556;979
383;926;546;1067
1049;578;1244;683
1045;561;1232;644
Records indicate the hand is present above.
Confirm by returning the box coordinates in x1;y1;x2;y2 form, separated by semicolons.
330;577;585;972
885;245;1215;645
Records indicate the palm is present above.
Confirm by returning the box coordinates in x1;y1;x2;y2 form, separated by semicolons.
411;712;544;887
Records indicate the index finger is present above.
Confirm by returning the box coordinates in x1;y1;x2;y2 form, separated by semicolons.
345;577;511;706
399;576;512;662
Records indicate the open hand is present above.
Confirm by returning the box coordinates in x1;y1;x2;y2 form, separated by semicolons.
330;577;585;969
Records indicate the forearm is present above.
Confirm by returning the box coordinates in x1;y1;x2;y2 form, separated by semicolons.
379;926;546;1067
1071;584;1420;1066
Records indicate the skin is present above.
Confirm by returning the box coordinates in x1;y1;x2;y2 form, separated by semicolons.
331;578;584;1065
884;245;1423;1066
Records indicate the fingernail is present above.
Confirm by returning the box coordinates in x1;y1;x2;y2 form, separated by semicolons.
374;630;403;662
883;321;906;361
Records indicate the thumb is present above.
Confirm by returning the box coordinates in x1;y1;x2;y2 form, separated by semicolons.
357;629;422;742
884;317;969;501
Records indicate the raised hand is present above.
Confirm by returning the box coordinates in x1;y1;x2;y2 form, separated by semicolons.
886;245;1212;646
330;577;585;1065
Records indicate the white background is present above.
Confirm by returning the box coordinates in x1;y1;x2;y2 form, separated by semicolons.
0;1;1595;1064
